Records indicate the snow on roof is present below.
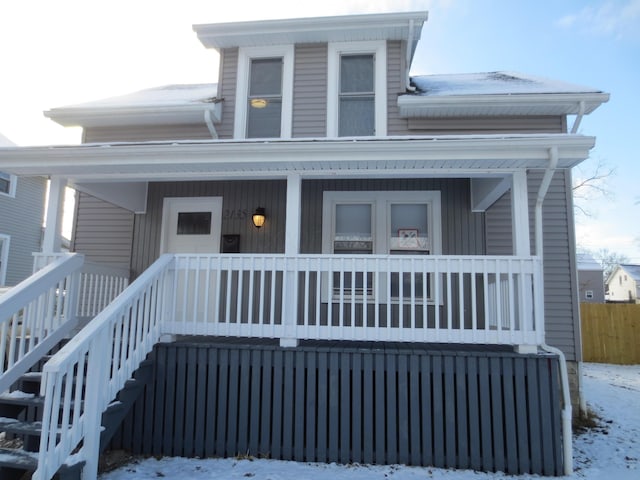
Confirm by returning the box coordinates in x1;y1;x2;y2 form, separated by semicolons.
411;71;603;97
618;264;640;281
0;131;15;146
54;84;218;110
577;253;602;271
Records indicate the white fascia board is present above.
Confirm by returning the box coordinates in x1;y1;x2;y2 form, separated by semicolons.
397;92;610;118
193;11;427;50
0;134;595;179
45;104;222;128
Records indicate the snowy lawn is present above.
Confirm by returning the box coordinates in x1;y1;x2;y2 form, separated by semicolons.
100;363;639;479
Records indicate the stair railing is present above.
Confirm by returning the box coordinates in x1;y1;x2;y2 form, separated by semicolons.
0;253;84;393
34;254;175;480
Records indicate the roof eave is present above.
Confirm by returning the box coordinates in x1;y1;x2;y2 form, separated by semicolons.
397;92;610;118
44;103;222;128
193;11;428;49
0;134;595;179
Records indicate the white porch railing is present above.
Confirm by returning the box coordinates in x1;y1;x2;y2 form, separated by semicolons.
0;254;83;393
34;253;544;480
35;255;172;480
165;254;545;347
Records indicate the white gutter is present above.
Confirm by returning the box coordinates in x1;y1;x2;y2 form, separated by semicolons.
535;145;573;475
204;110;218;139
405;19;416;92
570;100;586;134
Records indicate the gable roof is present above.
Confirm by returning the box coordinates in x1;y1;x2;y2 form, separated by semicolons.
577;253;602;271
617;264;640;281
45;84;219;128
399;71;609;118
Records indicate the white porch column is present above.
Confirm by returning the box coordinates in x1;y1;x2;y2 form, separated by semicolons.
511;170;531;256
42;176;67;253
512;170;536;353
284;174;302;255
281;174;302;347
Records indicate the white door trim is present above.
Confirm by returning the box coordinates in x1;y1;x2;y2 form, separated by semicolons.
160;197;223;254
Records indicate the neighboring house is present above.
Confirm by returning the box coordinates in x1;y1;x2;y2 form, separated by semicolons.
606;264;640;303
0;132;46;287
0;11;609;479
576;253;605;303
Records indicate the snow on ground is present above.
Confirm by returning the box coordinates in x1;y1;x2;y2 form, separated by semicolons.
100;363;639;480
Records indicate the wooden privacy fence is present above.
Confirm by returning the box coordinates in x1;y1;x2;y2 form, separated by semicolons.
581;303;640;364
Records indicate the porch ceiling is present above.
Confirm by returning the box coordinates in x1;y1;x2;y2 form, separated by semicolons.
0;134;595;182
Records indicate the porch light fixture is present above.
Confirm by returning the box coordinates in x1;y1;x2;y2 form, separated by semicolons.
250;98;268;108
252;207;266;228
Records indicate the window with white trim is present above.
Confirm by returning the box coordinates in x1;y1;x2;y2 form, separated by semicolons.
322;191;442;301
0;172;16;197
234;45;294;139
327;41;387;137
0;234;9;286
585;290;594;300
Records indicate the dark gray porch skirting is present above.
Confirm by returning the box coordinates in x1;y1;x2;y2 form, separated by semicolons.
111;339;564;475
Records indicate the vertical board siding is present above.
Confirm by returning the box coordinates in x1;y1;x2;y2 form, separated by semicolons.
0;176;46;285
301;178;485;255
115;342;564;476
130;180;287;278
293;44;328;138
72;192;134;270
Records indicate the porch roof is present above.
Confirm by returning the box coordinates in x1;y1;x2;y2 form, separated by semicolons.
0;134;594;181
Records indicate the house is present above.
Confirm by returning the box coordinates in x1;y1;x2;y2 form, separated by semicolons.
0;132;46;289
0;11;609;480
576;253;605;303
606;264;640;303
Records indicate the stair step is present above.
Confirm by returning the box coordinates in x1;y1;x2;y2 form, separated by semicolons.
0;447;38;470
0;418;43;436
0;392;45;408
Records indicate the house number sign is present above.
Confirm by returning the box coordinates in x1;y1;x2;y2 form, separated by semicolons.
222;209;249;220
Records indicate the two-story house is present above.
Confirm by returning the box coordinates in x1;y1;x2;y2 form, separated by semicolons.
0;132;46;289
606;264;640;303
0;11;609;480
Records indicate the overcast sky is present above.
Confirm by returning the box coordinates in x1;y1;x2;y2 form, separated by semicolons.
0;0;638;261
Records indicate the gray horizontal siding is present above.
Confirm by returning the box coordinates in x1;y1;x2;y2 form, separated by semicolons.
216;47;239;140
301;178;485;255
83;124;213;143
72;192;134;270
292;44;327;138
0;176;45;285
485;170;580;360
387;40;407;135
406;116;566;134
130;180;287;278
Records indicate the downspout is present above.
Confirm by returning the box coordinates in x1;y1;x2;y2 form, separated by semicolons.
570;101;586;134
405;19;416;92
535;146;573;475
204;109;218;139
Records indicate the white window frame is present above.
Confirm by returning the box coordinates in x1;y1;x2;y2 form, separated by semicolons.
585;290;594;300
0;172;17;197
322;191;442;303
327;40;387;137
234;45;294;139
0;234;10;286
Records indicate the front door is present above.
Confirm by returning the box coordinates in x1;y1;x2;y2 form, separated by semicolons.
160;197;223;254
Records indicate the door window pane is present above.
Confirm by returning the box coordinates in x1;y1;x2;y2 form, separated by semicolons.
334;204;372;253
177;212;212;235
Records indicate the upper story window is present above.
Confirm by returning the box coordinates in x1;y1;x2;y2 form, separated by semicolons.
0;172;16;197
327;41;387;137
234;45;294;139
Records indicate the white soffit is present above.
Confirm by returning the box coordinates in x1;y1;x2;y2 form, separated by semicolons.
0;135;595;180
193;11;427;50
